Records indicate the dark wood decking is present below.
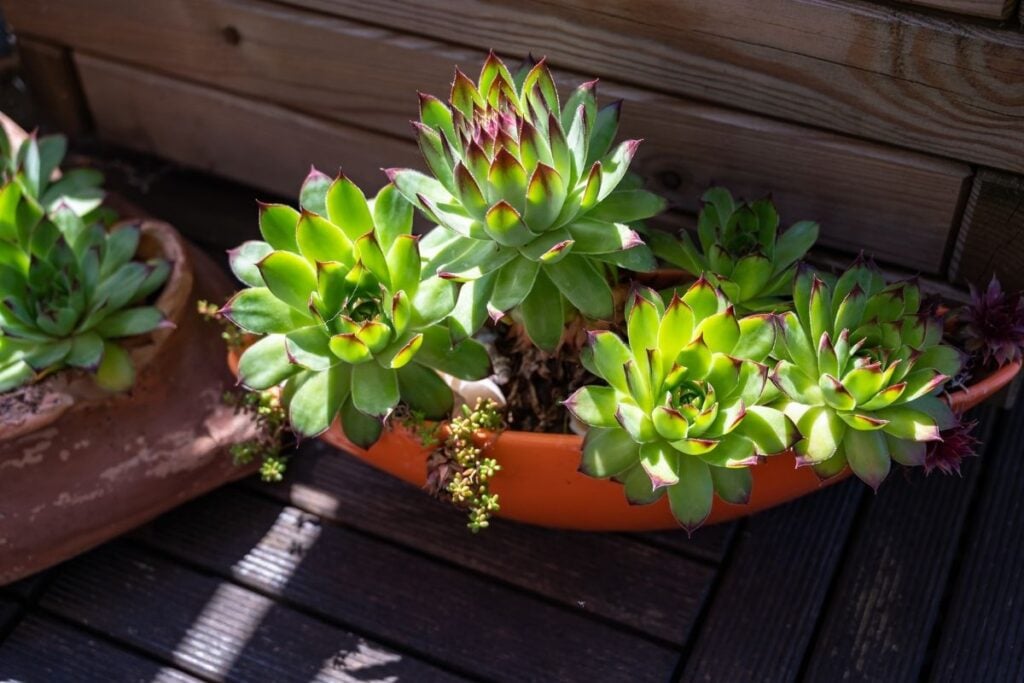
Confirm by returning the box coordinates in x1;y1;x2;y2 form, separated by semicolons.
1;158;1022;683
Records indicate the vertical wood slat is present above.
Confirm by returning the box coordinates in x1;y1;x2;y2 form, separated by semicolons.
4;0;974;271
15;38;90;136
949;169;1024;291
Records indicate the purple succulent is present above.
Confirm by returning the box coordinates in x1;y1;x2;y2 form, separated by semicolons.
961;276;1024;368
924;416;980;476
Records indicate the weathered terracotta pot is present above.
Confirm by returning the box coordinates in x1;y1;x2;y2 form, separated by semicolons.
0;113;258;583
0;235;259;583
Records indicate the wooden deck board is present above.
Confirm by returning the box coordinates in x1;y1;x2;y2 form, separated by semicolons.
133;486;682;681
0;615;202;683
0;598;22;643
680;480;864;682
250;440;718;645
800;407;998;682
927;410;1024;682
38;542;464;682
636;523;738;564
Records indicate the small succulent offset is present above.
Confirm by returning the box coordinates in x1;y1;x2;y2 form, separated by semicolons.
0;155;170;393
388;52;664;350
221;172;491;446
771;260;960;487
650;188;819;313
960;275;1024;369
564;280;795;531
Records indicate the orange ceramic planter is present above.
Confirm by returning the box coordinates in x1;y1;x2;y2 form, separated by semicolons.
316;361;1020;531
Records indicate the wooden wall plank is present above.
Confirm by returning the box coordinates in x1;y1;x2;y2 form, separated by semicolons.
275;0;1024;174
249;441;716;646
40;543;466;682
899;0;1016;19
14;38;90;136
74;55;422;197
680;481;864;682
948;169;1024;291
133;489;682;681
0;615;202;683
801;407;998;682
928;410;1024;682
36;0;971;271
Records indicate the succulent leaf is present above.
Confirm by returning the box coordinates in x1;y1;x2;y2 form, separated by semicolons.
581;427;640;478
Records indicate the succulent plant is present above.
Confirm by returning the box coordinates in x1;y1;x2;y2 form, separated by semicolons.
0;202;171;393
221;172;492;446
924;415;979;476
0;128;106;219
388;52;664;350
564;279;796;531
960;275;1024;369
770;260;961;487
649;188;818;313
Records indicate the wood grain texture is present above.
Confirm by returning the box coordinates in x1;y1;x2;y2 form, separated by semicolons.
135;488;681;681
15;38;90;136
252;440;716;645
74;54;421;197
801;407;997;682
898;0;1016;20
40;543;463;682
637;523;738;564
0;615;202;682
7;0;971;270
928;411;1024;682
276;0;1024;173
679;480;864;683
949;169;1024;291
